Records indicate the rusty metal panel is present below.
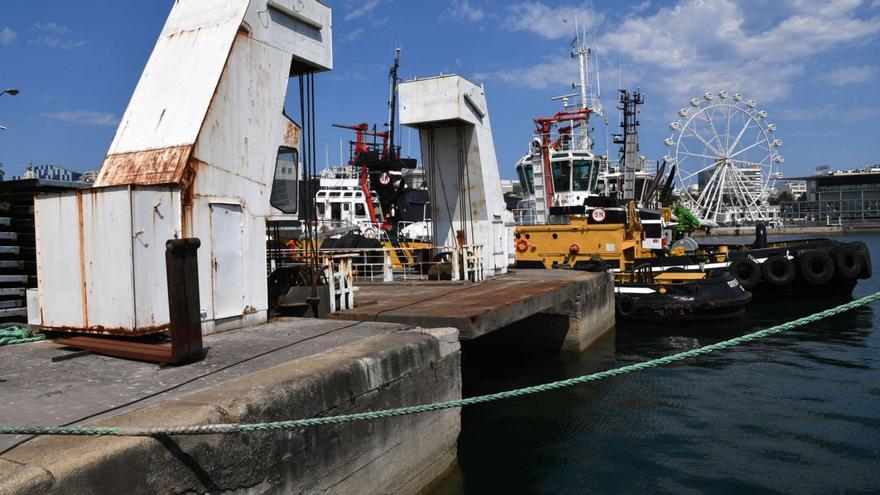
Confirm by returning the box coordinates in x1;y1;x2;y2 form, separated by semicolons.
34;192;85;328
81;188;136;331
96;145;192;187
131;187;183;328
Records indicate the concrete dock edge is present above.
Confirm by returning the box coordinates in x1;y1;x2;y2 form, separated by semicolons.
0;329;462;495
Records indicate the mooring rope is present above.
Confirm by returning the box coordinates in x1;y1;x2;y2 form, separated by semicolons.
1;291;878;437
0;326;46;346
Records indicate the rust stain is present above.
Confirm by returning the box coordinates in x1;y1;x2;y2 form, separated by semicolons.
76;192;89;329
41;323;170;337
180;157;204;207
95;145;194;187
242;305;256;314
283;120;300;148
238;21;251;36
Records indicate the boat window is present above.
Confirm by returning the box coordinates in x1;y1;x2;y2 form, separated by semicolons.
270;147;298;214
591;160;601;192
329;192;341;197
343;192;353;197
526;165;534;195
316;202;326;216
551;160;571;192
572;160;592;192
516;163;530;193
355;203;366;217
343;203;350;211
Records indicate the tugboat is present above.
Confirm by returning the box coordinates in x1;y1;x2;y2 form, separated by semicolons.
315;48;431;248
510;33;751;321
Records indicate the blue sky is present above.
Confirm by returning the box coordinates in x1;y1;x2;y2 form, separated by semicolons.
1;0;879;180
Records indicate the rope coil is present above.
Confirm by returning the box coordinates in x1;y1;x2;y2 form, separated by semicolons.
2;291;878;437
0;326;46;346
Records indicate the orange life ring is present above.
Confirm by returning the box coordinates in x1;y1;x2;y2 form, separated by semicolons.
516;238;529;253
569;243;580;255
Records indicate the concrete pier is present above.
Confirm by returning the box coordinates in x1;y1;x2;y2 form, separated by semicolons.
0;319;461;494
334;269;615;353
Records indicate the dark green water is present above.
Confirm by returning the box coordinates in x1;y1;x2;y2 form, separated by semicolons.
434;234;880;494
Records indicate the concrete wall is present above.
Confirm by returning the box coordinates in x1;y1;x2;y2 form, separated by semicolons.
546;270;616;353
0;329;461;495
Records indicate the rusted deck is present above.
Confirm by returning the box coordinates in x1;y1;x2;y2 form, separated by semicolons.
333;269;605;340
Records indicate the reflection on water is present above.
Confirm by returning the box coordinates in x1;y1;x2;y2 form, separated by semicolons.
434;234;880;494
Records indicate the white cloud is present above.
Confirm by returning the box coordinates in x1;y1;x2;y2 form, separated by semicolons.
475;55;575;89
594;0;880;104
0;27;16;46
448;0;486;22
819;65;879;86
344;0;381;21
29;36;86;50
28;21;84;50
343;28;365;42
34;22;68;33
43;111;120;126
784;103;880;122
631;1;651;14
477;0;880;139
503;2;602;39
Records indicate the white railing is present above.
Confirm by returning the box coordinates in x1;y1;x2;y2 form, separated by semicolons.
323;255;354;313
459;244;484;282
274;244;485;285
512;208;539;226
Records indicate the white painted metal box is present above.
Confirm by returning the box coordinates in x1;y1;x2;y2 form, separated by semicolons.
34;185;182;335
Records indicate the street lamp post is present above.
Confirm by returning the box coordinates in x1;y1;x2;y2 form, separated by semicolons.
0;87;18;133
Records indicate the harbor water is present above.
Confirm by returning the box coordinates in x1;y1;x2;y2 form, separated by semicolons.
434;233;880;494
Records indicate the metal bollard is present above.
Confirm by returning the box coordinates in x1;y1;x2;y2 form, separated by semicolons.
165;238;204;364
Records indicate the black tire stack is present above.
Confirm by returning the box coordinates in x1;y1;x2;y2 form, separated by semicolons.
728;241;871;289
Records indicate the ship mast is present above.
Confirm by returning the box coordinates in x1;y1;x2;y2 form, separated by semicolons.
387;47;401;160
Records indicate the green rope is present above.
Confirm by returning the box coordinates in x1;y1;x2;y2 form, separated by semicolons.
1;291;878;437
0;325;46;346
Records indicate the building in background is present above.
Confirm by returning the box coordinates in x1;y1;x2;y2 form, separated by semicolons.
781;166;880;225
778;180;806;199
13;164;78;181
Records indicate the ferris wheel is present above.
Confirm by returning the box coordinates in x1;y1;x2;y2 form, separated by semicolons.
663;91;783;223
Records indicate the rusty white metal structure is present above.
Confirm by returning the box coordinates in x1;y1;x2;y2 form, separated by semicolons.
31;0;333;335
399;75;512;277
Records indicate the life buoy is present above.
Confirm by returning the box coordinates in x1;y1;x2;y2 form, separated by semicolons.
798;250;834;285
516;238;529;253
617;296;638;318
761;254;795;286
729;256;761;289
830;244;862;280
569;243;580;255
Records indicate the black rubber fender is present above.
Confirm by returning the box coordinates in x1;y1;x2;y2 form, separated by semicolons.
830;244;862;280
849;241;872;279
729;256;762;289
762;254;796;286
798;249;835;285
617;296;639;318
